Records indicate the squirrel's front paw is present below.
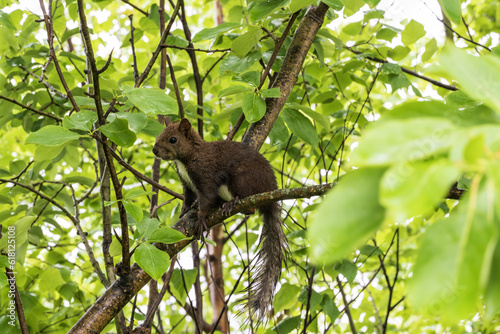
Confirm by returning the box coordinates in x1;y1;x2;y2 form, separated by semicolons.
221;196;240;215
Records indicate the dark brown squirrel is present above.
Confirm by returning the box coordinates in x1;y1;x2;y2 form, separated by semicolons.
152;117;287;321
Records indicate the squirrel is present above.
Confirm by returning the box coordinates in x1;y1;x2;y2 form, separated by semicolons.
152;117;288;322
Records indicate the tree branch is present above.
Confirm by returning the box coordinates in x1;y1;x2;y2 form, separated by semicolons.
0;94;62;122
242;3;329;150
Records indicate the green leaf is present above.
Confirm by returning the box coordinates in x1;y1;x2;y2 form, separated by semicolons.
233;71;261;87
408;177;497;320
438;0;462;24
401;19;426;45
322;0;344;11
387;45;410;61
34;145;65;162
231;26;262;58
26;125;81;146
123;86;178;116
440;45;500;116
61;27;80;44
380;159;460;221
259;87;281;98
362;0;381;7
135;243;171;280
39;267;66;292
60;51;86;63
343;0;364;15
343;21;362;36
137;217;160;239
99;118;136;147
485;242;500;318
364;9;384;21
63;110;98;131
242;92;266;123
321;295;340;323
283;109;319;146
289;0;316;13
274;283;301;312
376;27;400;42
192;22;240;43
171;268;198;301
422;38;438;62
0;28;19;52
63;176;95;187
112;112;148;133
309;168;386;265
287;103;330;131
219;51;262;74
124;188;154;200
0;255;9;268
249;0;289;22
350;118;456;166
387;73;411;92
122;200;143;223
148;227;189;244
218;85;252;98
0;216;36;251
9;160;26;176
269;114;289;145
298;287;323;310
334;259;357;284
273;316;301;334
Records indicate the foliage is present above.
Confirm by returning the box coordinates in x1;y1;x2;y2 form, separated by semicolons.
1;0;500;333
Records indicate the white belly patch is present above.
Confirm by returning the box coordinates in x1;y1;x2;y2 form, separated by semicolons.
218;184;234;202
175;160;195;191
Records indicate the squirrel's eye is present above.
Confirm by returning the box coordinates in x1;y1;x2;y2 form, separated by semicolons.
169;137;177;144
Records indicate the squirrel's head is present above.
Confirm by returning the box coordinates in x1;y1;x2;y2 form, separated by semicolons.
153;118;199;161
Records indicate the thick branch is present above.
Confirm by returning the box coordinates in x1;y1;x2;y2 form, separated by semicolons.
67;182;335;333
242;3;329;149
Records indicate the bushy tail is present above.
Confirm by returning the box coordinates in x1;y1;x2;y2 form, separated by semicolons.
247;202;288;322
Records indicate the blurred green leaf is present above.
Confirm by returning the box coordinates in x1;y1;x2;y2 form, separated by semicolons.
310;168;386;264
440;45;500;116
351;118;456;166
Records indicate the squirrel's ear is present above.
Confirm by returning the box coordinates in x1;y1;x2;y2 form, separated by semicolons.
163;116;171;126
178;118;191;133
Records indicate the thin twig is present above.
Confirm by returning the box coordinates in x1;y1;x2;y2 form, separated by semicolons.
0;178;108;285
38;0;79;111
136;0;181;87
129;15;139;83
121;0;148;16
20;65;68;98
166;54;185;118
162;44;231;53
0;94;62;122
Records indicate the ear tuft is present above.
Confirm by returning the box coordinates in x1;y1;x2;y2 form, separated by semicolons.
179;118;192;133
164;116;172;126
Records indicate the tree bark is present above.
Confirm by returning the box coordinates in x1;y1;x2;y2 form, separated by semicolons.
242;3;329;150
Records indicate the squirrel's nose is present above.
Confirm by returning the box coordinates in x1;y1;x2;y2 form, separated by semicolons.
153;146;158;155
